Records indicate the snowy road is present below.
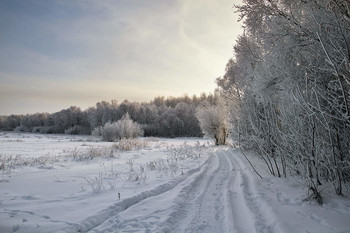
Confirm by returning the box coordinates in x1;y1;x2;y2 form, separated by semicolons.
2;135;350;233
170;149;281;233
67;149;283;233
60;147;350;233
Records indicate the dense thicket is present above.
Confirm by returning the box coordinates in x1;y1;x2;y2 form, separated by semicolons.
0;94;218;138
217;0;350;201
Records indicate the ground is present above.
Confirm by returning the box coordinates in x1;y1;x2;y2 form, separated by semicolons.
0;132;349;233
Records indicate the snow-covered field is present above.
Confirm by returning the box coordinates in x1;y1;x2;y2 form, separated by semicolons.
0;132;350;233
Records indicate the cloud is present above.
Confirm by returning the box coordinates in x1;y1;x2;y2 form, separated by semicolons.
0;0;243;115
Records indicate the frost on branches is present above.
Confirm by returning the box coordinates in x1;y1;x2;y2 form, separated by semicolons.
93;113;143;142
195;103;228;145
217;0;350;202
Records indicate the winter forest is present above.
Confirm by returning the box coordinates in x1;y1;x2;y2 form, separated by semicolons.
2;0;349;201
0;93;218;138
1;0;350;232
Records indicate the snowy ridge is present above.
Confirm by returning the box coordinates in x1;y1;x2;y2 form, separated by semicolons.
85;148;284;233
62;155;212;233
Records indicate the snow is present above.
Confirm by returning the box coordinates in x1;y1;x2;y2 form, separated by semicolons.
1;132;350;233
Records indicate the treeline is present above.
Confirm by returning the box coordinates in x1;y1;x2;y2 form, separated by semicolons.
217;0;350;201
0;93;218;138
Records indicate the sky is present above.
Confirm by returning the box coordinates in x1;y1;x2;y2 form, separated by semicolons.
0;0;243;115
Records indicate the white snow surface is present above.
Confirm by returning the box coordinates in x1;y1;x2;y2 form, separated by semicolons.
0;132;350;233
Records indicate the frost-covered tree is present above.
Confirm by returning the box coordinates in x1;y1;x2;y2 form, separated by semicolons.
195;102;228;145
217;0;350;201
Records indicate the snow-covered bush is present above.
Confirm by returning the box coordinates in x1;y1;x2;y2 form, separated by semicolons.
113;138;149;151
83;172;105;193
0;154;61;171
91;126;102;137
62;146;115;160
195;104;228;145
146;158;178;178
167;141;206;160
94;113;144;142
82;163;120;193
128;165;148;183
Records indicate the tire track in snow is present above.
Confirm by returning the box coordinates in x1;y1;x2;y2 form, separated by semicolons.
68;148;285;233
170;148;277;233
224;149;257;233
171;148;284;233
62;156;212;233
87;152;221;233
227;149;285;233
171;149;231;233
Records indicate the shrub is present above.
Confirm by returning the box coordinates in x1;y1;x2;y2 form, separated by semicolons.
91;126;102;137
113;138;149;151
94;113;144;142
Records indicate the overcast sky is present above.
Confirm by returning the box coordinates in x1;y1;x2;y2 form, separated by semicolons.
0;0;243;115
